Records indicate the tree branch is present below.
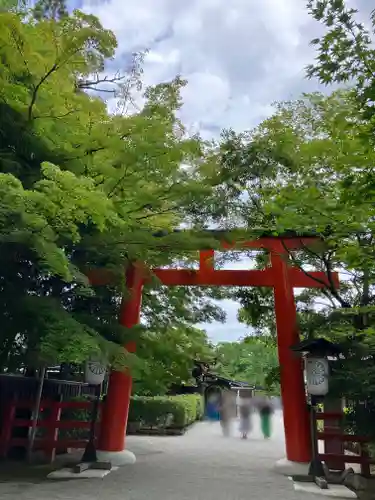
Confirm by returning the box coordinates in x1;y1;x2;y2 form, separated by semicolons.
135;207;178;221
28;63;58;121
33;109;77;120
80;87;117;94
281;239;351;308
77;73;127;91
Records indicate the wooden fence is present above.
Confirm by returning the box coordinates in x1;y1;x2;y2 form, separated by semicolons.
1;398;375;474
316;411;374;477
0;398;100;463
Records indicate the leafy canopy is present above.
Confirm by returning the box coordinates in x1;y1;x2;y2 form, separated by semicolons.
0;7;230;370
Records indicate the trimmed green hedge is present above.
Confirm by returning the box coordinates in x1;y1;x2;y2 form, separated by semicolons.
58;393;203;439
128;394;203;429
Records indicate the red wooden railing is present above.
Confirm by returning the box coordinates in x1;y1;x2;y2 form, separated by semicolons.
0;398;101;463
1;398;374;474
316;411;374;477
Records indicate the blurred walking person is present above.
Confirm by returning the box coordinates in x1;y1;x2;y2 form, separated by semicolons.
238;392;253;439
219;390;233;437
259;396;274;439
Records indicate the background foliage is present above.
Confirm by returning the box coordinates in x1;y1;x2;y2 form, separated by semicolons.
0;2;231;376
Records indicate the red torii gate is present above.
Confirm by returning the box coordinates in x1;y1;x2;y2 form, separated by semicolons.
92;235;339;466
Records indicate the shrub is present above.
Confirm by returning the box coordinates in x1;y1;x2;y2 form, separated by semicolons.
53;393;203;440
128;394;203;429
195;393;204;421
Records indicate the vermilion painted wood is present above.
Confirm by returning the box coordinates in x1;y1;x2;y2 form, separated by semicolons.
45;397;62;462
152;268;338;288
89;236;339;463
317;410;372;475
270;241;312;462
321;400;345;471
152;268;274;286
0;401;16;458
9;437;93;450
0;399;102;459
14;419;96;429
86;238;340;289
11;400;92;410
199;249;214;272
97;264;143;453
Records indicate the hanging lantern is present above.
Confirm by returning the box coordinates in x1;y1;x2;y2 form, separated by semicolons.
291;337;341;397
305;356;329;396
84;361;107;385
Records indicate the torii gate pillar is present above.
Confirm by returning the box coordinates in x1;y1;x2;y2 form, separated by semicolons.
271;241;311;466
96;265;143;465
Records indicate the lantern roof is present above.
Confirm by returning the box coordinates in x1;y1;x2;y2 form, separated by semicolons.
291;337;341;357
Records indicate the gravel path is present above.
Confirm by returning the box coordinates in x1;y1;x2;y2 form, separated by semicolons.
0;411;320;500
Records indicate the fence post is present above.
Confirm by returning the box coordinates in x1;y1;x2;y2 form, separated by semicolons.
360;445;371;477
95;400;102;443
45;395;63;463
0;397;16;458
324;398;345;471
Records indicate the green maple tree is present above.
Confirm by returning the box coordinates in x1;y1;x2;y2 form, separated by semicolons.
0;7;232;372
306;1;375;127
134;325;215;395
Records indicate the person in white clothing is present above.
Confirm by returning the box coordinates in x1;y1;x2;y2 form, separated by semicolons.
238;393;253;439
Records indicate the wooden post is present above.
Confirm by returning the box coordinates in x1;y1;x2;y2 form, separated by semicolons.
27;366;46;463
323;398;345;471
45;395;63;463
0;398;16;458
270;243;311;463
360;446;371;477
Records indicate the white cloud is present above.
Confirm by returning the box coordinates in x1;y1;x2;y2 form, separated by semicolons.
200;299;249;344
81;0;324;135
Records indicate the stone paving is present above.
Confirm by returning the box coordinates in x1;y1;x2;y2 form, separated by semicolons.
0;411;320;500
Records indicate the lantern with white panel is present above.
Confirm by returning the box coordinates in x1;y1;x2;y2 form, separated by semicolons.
290;338;342;490
305;356;330;396
85;360;107;386
80;360;108;468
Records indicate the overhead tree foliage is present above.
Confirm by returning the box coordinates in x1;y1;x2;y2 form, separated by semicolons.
0;6;234;372
306;0;375;128
33;0;68;20
134;325;215;395
217;1;375;348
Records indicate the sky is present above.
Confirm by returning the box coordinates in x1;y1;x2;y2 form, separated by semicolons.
73;0;367;343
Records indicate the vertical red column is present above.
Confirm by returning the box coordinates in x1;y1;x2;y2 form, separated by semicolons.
270;242;311;463
98;264;143;453
199;249;215;274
